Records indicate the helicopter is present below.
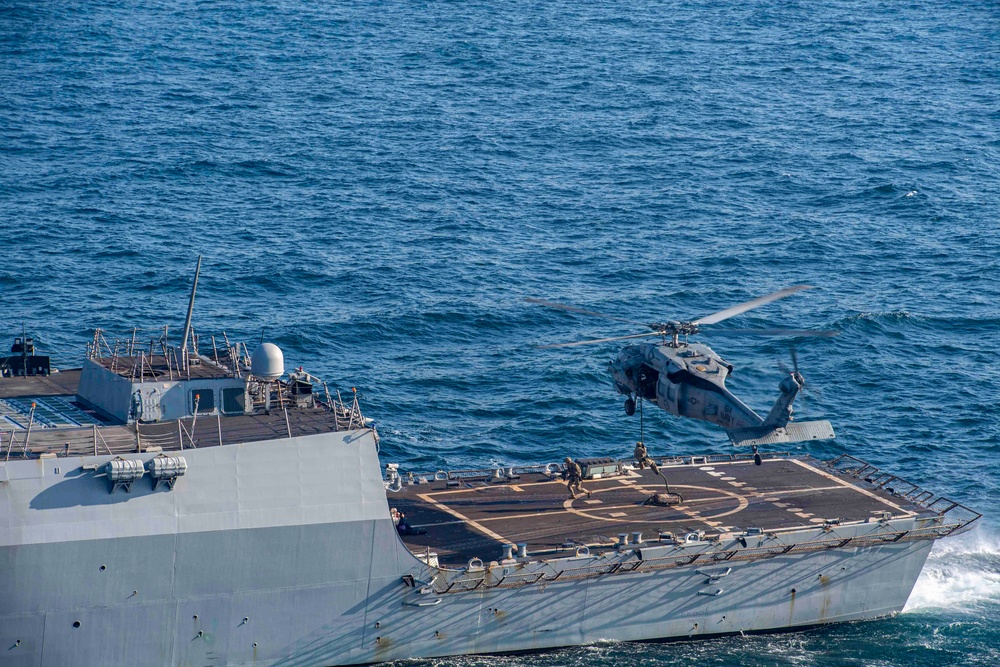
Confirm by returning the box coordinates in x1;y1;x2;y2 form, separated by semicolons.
527;285;838;449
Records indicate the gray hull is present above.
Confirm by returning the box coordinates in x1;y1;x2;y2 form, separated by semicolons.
0;432;932;666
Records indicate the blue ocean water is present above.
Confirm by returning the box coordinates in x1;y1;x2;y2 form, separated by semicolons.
1;0;998;664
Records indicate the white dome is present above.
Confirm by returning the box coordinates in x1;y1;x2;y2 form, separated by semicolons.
250;343;284;381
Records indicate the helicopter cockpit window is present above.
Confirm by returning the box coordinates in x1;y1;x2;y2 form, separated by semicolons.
637;365;659;400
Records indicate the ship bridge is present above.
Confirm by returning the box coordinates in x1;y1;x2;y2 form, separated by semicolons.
0;329;371;460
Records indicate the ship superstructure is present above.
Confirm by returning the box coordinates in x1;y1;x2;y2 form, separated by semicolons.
0;325;981;666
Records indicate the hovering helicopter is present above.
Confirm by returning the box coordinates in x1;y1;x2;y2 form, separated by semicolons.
528;285;838;449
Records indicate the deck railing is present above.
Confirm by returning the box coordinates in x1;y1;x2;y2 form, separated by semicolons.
432;511;981;594
389;451;793;488
827;454;981;536
0;390;369;460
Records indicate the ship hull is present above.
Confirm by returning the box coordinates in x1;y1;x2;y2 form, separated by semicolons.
0;431;934;666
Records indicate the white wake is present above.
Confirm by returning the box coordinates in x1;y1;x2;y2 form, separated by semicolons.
904;528;1000;612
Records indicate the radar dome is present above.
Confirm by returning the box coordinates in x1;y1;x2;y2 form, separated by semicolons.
250;343;284;381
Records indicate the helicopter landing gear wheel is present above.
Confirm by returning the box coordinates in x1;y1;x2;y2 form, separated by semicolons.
624;397;636;416
752;444;762;466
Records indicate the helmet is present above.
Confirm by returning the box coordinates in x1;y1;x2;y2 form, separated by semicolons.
564;456;573;463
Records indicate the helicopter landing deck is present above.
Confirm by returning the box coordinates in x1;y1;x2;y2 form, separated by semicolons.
388;455;940;567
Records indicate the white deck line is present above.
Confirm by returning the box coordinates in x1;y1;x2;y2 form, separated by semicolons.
415;492;515;545
789;458;915;517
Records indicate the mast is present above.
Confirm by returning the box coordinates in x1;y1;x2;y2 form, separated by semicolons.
180;255;202;354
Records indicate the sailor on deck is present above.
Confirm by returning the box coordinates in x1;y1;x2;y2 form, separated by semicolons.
562;457;592;499
633;441;660;475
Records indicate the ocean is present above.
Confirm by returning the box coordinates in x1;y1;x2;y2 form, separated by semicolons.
1;0;997;664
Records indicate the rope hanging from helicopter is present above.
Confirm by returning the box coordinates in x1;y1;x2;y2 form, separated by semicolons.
639;387;643;448
637;396;685;505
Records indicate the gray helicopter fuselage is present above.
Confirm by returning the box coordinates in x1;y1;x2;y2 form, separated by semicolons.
608;341;765;430
530;286;835;446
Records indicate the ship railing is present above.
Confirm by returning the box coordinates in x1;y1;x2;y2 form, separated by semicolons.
439;567;554;593
86;327;251;380
68;333;226;384
392;453;794;486
541;560;640;582
1;424;139;459
487;570;549;589
139;428;187;451
0;420;218;459
432;519;975;593
318;392;366;432
243;378;365;433
438;561;622;593
438;576;485;593
1;399;370;460
391;465;549;486
828;454;982;536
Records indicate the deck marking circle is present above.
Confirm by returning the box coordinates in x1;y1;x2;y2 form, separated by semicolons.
563;484;749;524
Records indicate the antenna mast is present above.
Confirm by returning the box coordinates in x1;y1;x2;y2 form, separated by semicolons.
181;255;202;353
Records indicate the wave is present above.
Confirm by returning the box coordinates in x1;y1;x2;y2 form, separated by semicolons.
904;529;1000;613
830;311;1000;334
832;310;916;330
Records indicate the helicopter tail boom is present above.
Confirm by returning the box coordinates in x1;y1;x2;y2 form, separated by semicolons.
729;365;836;447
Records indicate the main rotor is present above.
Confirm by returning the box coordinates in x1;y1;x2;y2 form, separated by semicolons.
527;285;837;348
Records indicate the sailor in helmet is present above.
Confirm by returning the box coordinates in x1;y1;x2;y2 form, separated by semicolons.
633;440;660;475
562;456;592;499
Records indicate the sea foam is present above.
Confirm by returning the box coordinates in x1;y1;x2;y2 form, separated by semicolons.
904;529;1000;612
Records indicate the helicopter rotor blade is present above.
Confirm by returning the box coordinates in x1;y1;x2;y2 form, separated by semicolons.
702;328;838;338
691;285;814;326
526;298;650;327
537;332;661;349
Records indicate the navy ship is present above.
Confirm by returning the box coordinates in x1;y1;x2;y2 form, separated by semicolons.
0;278;980;665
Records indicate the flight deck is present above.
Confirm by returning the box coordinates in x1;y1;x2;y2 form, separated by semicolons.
389;455;970;566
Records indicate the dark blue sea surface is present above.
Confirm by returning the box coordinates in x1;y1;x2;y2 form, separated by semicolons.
2;0;998;664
